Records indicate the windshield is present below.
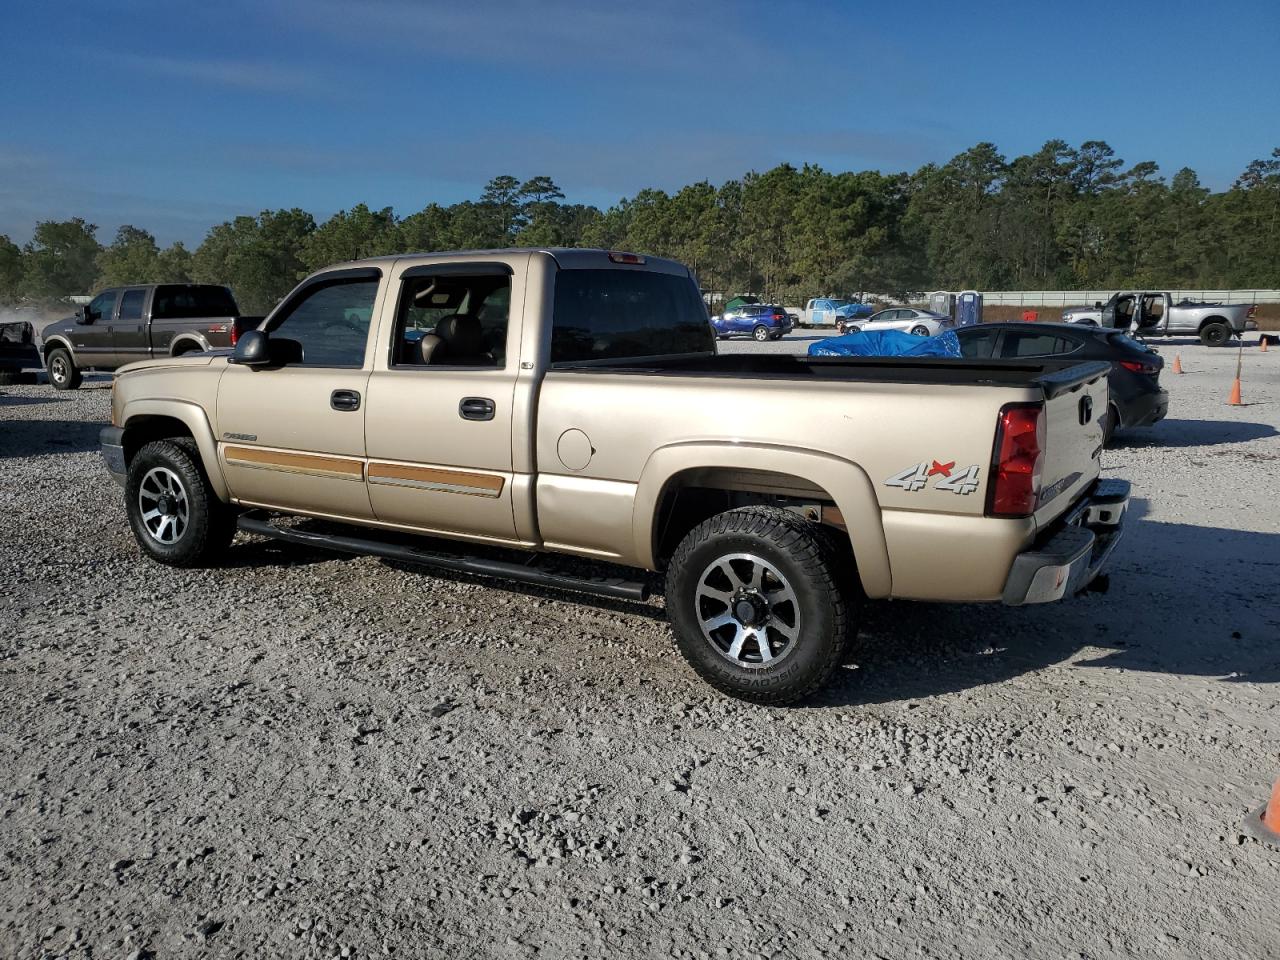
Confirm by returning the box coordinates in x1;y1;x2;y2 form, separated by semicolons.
551;269;713;365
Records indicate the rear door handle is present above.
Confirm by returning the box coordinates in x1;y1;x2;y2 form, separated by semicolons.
331;389;361;412
459;397;495;421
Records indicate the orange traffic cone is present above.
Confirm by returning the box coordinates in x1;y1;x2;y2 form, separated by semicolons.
1245;776;1280;849
1172;354;1184;374
1228;378;1243;405
1262;337;1270;353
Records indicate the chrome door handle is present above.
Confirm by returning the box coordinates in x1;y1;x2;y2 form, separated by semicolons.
459;397;495;421
330;389;361;412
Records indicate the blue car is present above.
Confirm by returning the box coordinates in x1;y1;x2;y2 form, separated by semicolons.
711;303;794;342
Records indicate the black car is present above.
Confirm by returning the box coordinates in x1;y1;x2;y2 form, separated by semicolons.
955;323;1168;441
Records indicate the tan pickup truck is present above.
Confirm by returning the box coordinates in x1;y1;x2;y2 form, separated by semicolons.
100;249;1129;703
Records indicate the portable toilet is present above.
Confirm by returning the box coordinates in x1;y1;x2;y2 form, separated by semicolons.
928;291;956;321
956;290;983;327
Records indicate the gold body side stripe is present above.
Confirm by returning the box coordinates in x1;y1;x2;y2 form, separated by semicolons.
367;462;505;498
223;445;365;481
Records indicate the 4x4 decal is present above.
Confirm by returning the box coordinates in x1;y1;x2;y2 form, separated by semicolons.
886;460;981;495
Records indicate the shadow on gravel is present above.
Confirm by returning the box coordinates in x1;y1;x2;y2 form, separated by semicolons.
0;419;103;457
811;498;1280;708
1112;418;1278;449
0;393;65;407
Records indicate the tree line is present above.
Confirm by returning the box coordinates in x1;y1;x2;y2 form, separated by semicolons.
2;142;1278;315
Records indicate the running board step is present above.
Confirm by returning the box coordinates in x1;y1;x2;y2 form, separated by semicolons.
236;511;651;602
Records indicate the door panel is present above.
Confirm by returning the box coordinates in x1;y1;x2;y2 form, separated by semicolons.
72;290;119;366
216;365;373;518
364;368;519;542
112;288;150;361
213;272;384;520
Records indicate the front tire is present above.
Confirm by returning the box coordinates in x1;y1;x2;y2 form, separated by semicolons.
1199;321;1231;347
125;439;236;567
752;325;770;342
46;348;81;390
666;507;855;704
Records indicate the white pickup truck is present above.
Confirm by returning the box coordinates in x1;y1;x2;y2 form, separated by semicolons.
101;249;1130;704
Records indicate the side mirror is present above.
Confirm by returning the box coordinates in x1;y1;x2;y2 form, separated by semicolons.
231;329;304;367
1094;301;1103;310
75;306;92;325
231;329;271;366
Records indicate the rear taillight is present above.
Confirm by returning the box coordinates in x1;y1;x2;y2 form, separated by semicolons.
1119;359;1159;375
987;403;1045;518
772;311;785;320
230;323;239;346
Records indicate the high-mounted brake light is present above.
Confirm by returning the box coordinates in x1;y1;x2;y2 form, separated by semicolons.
607;252;646;264
987;403;1045;518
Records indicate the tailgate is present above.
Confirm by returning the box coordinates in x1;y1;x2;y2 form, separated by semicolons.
1032;362;1109;529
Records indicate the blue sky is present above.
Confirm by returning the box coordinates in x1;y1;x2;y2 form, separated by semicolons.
2;0;1277;246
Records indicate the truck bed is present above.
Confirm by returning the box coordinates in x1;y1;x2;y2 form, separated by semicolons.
554;352;1109;397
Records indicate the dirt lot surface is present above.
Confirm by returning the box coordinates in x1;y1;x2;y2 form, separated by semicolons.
2;339;1278;959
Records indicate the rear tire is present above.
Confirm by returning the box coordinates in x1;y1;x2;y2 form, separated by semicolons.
46;348;81;390
752;325;770;342
1199;321;1231;347
125;438;236;567
1104;403;1120;445
910;325;930;336
666;507;856;704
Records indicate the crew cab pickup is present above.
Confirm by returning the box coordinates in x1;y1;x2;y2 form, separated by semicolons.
1062;291;1257;347
40;283;251;390
100;249;1129;704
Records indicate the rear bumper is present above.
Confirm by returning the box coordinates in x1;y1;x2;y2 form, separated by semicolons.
1123;388;1169;428
100;425;127;487
1002;479;1130;605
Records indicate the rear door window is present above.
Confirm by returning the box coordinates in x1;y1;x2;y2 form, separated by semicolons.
118;289;146;322
551;269;713;364
999;332;1075;358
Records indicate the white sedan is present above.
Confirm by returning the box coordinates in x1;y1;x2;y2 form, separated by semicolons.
841;307;954;336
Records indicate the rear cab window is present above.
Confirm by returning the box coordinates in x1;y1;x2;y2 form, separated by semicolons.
551;268;713;365
153;285;239;319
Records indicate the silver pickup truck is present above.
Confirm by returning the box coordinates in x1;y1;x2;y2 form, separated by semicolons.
1062;292;1256;346
99;249;1130;704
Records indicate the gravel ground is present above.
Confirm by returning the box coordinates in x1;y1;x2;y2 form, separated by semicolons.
2;339;1278;959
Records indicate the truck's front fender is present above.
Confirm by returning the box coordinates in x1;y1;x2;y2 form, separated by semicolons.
633;442;892;598
120;398;229;501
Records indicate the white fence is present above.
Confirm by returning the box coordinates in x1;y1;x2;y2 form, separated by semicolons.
972;290;1280;307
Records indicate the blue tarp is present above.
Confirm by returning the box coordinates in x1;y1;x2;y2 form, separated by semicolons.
807;329;962;358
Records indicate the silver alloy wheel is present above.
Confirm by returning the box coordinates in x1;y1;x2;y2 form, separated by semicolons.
910;325;929;336
50;354;68;383
695;553;801;668
138;466;190;545
753;326;769;341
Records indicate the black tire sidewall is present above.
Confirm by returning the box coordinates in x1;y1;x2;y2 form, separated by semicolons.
1201;323;1229;347
667;513;847;703
46;348;80;390
125;440;229;567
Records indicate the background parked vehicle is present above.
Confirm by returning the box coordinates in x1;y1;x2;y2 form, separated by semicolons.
712;303;793;341
1061;292;1256;347
0;319;40;384
840;307;952;336
804;298;874;327
39;284;254;390
955;322;1167;441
